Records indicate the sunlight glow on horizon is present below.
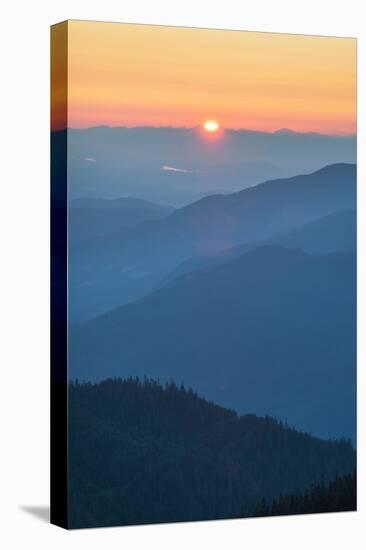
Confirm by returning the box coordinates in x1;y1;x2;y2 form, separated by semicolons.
203;120;220;133
52;21;356;135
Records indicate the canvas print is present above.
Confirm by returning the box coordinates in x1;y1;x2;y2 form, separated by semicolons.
51;20;357;529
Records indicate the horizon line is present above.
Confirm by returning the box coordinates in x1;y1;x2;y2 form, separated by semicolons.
52;125;356;138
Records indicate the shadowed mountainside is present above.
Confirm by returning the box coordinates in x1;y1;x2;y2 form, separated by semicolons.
162;208;356;285
70;245;356;440
68;163;356;322
68;377;355;528
254;471;356;517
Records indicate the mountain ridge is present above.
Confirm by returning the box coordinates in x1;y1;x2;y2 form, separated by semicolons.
70;196;174;211
68;376;355;528
161;208;356;286
70;245;356;440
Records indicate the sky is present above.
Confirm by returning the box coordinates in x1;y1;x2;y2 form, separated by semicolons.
52;20;356;134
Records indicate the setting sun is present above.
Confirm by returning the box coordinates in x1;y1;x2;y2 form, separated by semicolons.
203;120;220;133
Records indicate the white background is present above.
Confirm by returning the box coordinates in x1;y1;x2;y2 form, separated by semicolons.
0;1;364;548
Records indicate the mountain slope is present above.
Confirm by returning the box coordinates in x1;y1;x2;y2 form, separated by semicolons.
162;208;356;285
70;245;356;440
68;377;355;528
254;472;356;517
109;163;356;266
69;163;356;322
69;197;174;245
277;208;356;253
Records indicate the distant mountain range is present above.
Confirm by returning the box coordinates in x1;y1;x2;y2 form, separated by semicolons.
70;244;356;440
68;163;356;322
65;127;356;206
69;197;174;245
162;208;356;285
68;162;356;440
68;377;355;528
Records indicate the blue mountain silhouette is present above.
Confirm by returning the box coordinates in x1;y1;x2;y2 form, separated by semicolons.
70;244;356;440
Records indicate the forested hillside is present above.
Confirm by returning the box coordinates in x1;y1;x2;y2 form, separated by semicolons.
255;472;356;517
68;378;355;528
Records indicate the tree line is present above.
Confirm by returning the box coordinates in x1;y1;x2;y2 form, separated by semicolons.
68;377;356;528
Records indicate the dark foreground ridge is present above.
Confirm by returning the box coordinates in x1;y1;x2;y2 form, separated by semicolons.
255;471;356;517
68;377;355;529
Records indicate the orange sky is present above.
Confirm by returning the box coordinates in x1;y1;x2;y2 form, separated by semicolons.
52;20;356;134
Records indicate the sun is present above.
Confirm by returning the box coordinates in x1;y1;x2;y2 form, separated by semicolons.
203;119;220;133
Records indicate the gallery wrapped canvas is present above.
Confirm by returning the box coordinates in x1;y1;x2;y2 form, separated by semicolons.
51;20;357;529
